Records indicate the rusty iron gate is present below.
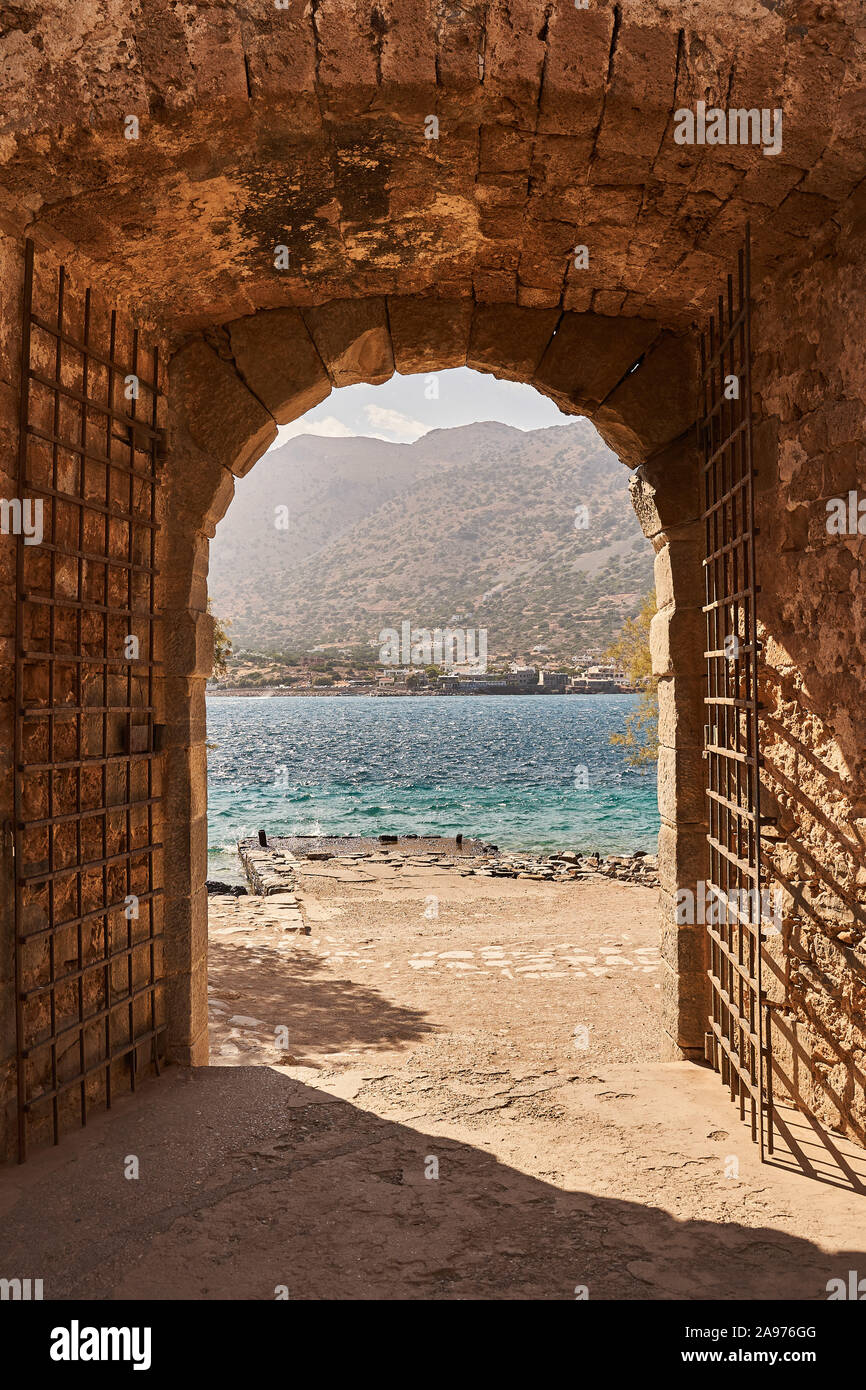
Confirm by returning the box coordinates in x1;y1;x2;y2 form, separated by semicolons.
699;227;774;1159
13;239;166;1161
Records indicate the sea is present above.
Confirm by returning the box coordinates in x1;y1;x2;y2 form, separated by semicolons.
206;693;660;884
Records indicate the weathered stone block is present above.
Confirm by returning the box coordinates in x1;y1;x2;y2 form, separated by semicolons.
537;3;611;137
472;269;518;304
533;312;660;414
468;304;559;382
160;741;209;826
309;0;379;114
653;526;704;611
388;296;473;373
303;298;394;387
164;881;209;977
161;675;208;748
595;19;679;160
657;746;706;825
185;5;249;103
766;1014;811;1111
228;308;331;424
161;808;207;882
762;932;788;1009
243;4;317;104
650;606;705;681
484;0;547;118
161;608;215;683
161;530;211;614
657;673;706;751
376;0;438;106
517;285;562;309
170;340;276;478
594;333;698;467
165;442;235;538
164;949;209;1065
658;823;709;899
660;958;710;1053
661;917;708;976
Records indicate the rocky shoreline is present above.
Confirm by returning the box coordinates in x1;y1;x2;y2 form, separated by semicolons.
206;836;659;896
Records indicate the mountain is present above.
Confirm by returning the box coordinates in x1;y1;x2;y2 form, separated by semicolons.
207;419;654;660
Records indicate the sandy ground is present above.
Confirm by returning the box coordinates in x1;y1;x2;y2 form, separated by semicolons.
2;865;866;1300
208;861;665;1075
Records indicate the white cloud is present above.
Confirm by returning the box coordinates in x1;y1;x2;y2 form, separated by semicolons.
363;405;431;441
267;405;432;455
269;416;359;451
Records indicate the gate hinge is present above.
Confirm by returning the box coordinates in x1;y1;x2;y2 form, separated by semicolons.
126;420;168;461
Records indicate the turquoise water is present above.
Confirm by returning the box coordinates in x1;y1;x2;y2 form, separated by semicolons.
206;694;659;882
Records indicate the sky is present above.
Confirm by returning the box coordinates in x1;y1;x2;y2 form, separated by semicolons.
268;366;572;451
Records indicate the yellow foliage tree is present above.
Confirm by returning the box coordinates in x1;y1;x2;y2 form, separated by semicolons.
605;589;658;768
208;600;233;679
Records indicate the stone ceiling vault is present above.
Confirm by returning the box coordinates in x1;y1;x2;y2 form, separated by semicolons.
0;0;864;340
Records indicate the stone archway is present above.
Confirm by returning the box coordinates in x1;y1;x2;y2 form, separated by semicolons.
158;299;706;1069
1;0;865;1161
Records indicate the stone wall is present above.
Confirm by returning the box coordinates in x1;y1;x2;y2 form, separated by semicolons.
751;193;866;1142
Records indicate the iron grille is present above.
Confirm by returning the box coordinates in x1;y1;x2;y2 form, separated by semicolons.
699;227;773;1158
13;239;166;1161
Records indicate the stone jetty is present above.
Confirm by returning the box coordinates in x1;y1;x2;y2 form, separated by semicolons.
226;834;659;893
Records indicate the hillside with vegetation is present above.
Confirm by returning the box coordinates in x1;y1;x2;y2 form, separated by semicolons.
208;419;654;662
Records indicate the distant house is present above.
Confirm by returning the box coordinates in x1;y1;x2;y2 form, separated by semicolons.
437;674;460;693
538;670;568;692
505;666;539;688
569;676;617;693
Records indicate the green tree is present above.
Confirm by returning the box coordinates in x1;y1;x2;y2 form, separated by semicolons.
606;589;658;768
208;601;233;679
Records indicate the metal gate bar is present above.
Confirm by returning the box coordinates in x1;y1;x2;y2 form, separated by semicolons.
13;239;166;1161
699;227;772;1159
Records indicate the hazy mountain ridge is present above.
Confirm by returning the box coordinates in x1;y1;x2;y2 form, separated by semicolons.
208;420;654;658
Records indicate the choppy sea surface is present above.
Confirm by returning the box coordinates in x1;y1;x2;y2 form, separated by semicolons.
206;694;660;883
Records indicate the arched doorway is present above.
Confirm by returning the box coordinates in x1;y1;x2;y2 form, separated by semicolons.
1;0;865;1164
159;296;705;1080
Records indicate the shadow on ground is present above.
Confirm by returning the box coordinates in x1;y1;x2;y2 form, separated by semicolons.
1;1065;863;1301
208;940;437;1061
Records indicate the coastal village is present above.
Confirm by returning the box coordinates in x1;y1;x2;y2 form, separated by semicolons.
211;653;637;697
